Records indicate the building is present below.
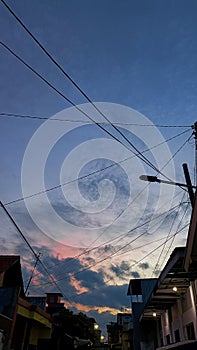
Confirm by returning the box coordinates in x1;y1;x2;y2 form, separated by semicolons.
107;312;133;350
127;193;197;350
127;278;158;350
0;255;52;350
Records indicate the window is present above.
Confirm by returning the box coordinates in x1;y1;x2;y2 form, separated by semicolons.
174;329;180;342
166;334;170;344
131;280;143;303
131;295;143;303
132;280;142;294
49;295;55;303
186;322;195;340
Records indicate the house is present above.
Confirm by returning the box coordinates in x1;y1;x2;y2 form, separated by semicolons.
107;312;133;350
0;255;52;350
127;193;197;350
127;278;158;350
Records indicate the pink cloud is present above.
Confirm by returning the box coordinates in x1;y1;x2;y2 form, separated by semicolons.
69;273;89;295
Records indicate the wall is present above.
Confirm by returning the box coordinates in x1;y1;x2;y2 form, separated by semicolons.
29;322;51;346
161;283;197;345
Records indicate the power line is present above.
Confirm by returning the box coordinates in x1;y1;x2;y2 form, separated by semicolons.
0;41;169;178
158;200;190;271
114;233;179;259
3;126;190;282
102;223;189;286
128;222;189;273
25;252;41;294
62;217;189;304
151;191;187;277
3;127;191;283
0;200;64;296
1;0;193;304
158;134;193;174
1;0;193;181
69;198;188;275
42;131;191;258
0;112;191;128
0;42;141;160
56;231;187;304
4;128;191;206
30;200;188;282
1;0;190;170
29;221;189;289
27;201;185;282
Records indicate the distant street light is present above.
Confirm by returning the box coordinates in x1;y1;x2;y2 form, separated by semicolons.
94;323;99;331
100;335;105;342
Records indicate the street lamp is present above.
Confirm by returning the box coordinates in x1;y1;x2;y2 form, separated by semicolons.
139;175;196;189
140;163;196;207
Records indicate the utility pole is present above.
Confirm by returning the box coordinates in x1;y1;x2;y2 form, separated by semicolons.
140;122;197;208
182;163;194;208
193;122;197;187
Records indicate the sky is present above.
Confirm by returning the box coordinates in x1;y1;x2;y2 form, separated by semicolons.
0;0;197;337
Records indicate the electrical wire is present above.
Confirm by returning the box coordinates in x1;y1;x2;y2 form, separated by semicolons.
2;125;191;284
128;222;189;273
29;222;189;289
29;200;187;283
26;200;185;284
0;200;65;296
0;112;192;128
151;191;187;277
158;200;190;271
102;226;189;286
63;198;188;277
0;42;146;163
158;134;193;174
61;217;190;303
2;119;191;281
73;132;192;257
64;219;189;306
0;41;174;181
1;0;194;306
1;1;194;207
56;230;187;304
25;208;190;310
113;200;187;257
0;0;190;177
4;128;191;206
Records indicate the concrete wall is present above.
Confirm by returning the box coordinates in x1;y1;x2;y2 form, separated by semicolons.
161;282;197;346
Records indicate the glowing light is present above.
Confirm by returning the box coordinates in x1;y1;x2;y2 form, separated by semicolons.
173;286;178;292
100;335;105;342
153;312;157;317
94;323;99;330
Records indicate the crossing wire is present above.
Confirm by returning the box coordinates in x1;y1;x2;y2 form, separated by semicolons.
0;40;167;178
4;128;191;206
0;0;188;182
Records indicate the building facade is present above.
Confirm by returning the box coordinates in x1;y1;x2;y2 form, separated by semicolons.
0;255;52;350
127;192;197;350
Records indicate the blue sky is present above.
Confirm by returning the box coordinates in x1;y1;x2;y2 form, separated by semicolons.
0;0;197;336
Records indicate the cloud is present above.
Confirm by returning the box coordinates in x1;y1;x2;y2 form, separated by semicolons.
69;273;89;295
130;271;140;278
110;261;131;279
139;262;149;270
67;301;120;316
